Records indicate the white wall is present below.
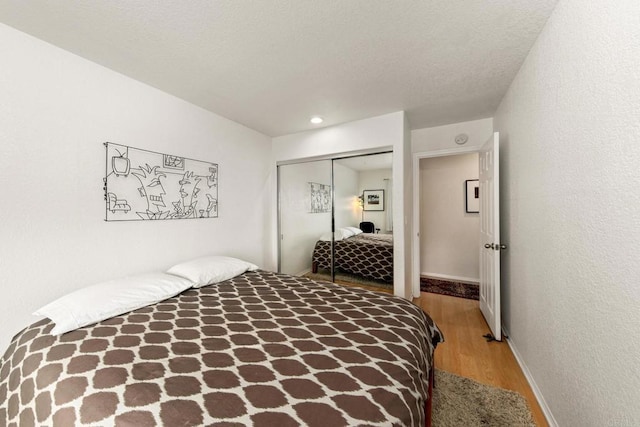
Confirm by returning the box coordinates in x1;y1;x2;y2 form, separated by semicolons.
273;112;402;162
401;115;413;298
420;154;479;282
0;24;272;353
358;169;392;233
273;112;411;297
494;0;640;425
333;163;360;230
412;118;493;153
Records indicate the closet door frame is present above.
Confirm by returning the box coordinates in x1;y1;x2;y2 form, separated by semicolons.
277;150;392;282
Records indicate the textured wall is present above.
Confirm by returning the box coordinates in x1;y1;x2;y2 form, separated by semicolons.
494;0;640;425
0;24;272;353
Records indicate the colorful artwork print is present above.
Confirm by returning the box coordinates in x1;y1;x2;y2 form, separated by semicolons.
104;142;218;221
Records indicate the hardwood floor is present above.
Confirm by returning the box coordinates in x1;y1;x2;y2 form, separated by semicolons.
414;292;548;427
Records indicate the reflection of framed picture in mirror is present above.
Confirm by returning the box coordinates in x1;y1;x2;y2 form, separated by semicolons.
465;179;479;213
309;182;331;213
363;189;384;211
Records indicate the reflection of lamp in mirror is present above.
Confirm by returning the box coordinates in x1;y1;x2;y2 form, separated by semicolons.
357;194;364;221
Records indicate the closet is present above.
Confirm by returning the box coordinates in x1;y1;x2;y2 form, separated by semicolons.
278;152;392;282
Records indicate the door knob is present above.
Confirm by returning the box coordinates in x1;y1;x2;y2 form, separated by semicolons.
484;243;493;249
500;244;507;250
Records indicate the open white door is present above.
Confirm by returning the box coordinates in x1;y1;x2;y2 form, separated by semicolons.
479;132;502;341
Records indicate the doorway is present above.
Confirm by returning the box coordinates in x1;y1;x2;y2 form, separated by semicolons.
418;153;480;285
412;132;502;340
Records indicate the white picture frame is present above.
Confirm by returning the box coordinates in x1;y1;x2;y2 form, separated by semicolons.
465;179;479;213
363;189;384;211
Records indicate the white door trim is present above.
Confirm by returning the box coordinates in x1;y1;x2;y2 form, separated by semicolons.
411;145;482;297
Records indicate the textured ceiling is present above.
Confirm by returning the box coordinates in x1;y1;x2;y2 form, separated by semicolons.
0;1;558;137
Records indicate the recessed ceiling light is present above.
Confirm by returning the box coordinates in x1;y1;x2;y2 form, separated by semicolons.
310;116;323;124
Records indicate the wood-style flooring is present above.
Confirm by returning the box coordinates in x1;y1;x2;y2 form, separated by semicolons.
415;292;548;427
333;279;548;427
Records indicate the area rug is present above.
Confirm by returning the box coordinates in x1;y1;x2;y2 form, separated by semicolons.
421;277;479;300
303;272;480;300
433;369;535;426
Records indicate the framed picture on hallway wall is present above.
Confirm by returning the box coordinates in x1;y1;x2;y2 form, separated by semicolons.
363;189;384;211
465;179;479;213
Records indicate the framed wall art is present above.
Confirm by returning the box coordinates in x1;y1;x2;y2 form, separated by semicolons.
104;142;218;221
363;189;384;211
465;179;479;213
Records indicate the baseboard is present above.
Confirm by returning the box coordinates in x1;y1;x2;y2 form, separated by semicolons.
503;328;558;427
420;272;479;284
296;268;311;276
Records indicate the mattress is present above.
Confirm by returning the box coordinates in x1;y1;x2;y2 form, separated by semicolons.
0;269;442;426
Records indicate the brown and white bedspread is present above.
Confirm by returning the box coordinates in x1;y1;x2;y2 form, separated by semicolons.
0;270;442;426
313;233;394;282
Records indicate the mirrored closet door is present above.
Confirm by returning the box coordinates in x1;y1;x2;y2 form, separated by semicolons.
278;152;393;286
278;159;333;277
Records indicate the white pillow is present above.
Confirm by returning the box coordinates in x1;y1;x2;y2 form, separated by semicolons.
319;229;352;241
166;255;258;288
339;227;356;238
34;273;192;335
344;226;363;236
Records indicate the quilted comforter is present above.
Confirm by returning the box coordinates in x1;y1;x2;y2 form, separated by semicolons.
0;270;442;426
313;233;394;282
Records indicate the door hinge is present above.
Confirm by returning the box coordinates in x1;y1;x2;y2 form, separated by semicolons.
484;243;507;251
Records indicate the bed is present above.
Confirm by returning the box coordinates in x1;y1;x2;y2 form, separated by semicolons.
312;233;394;282
0;268;441;427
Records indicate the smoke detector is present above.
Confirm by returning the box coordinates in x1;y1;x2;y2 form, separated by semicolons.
454;133;469;145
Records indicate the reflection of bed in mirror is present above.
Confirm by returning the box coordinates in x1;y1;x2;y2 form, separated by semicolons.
312;227;393;282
